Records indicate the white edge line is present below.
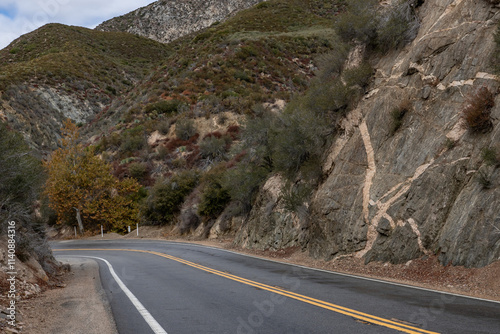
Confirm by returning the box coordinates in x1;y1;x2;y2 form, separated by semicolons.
55;240;500;305
59;255;168;334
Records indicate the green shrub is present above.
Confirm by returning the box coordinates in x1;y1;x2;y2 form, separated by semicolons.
199;136;228;160
222;163;268;211
175;118;197;140
481;147;499;167
461;87;494;134
376;0;420;52
314;43;350;80
142;170;199;224
477;170;493;189
157;145;168;159
236;45;259;60
240;101;329;183
239;112;277;172
0;123;56;271
303;61;373;118
343;62;373;88
256;2;270;9
280;182;311;214
335;0;419;52
303;80;349;116
198;180;231;218
145;100;183;115
0;122;44;222
156;119;172;135
192;31;212;43
120;135;146;154
107;133;122;148
106;85;117;95
128;162;148;180
270;107;327;177
445;138;457;150
217;113;228;125
120;157;138;165
335;0;379;46
390;109;405;135
234;70;253;82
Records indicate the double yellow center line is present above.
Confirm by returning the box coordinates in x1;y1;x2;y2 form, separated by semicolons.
55;248;439;334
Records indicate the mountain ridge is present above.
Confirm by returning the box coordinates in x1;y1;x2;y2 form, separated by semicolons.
96;0;266;44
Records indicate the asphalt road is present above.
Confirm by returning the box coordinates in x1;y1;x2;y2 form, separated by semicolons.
52;240;500;334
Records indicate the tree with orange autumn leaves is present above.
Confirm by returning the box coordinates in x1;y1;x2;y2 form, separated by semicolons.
44;120;140;233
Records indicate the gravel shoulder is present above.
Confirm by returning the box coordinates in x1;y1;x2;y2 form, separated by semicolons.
19;257;117;334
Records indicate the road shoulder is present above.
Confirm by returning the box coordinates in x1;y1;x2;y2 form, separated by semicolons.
20;257;117;334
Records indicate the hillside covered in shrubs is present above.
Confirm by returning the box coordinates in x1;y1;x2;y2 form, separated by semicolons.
1;0;500;269
67;0;423;234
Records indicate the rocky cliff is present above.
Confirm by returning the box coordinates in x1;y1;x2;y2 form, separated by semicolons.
96;0;265;44
235;0;500;268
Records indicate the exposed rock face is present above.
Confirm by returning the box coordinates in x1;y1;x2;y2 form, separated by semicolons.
235;0;500;268
1;83;111;152
235;175;309;249
96;0;265;44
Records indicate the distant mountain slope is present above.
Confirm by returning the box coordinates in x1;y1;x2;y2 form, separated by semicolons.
0;24;170;152
96;0;265;44
83;0;339;145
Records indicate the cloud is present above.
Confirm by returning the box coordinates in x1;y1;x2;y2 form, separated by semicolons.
0;0;156;50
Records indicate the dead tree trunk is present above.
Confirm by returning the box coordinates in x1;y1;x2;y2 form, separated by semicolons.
73;207;84;234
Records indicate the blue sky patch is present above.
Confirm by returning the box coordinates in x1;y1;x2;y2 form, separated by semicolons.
0;3;17;19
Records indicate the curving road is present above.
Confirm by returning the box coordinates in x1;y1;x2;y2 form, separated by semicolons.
52;240;500;334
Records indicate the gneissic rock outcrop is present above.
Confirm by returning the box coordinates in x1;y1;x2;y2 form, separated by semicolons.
235;0;500;268
96;0;265;44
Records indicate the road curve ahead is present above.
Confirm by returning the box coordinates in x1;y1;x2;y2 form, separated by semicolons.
52;240;500;334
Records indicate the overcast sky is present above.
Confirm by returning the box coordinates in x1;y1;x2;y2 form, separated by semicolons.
0;0;157;50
